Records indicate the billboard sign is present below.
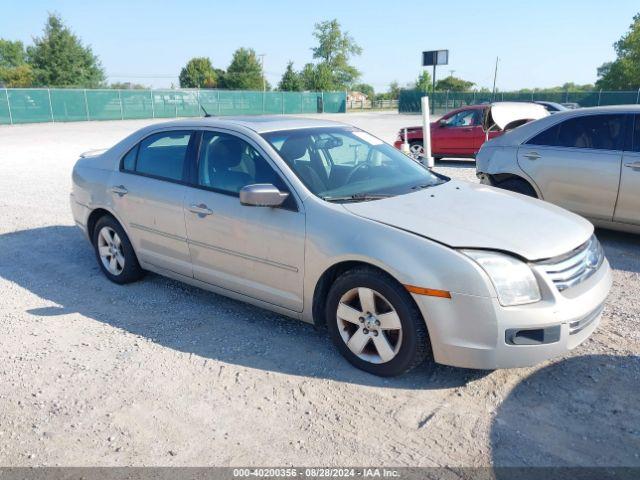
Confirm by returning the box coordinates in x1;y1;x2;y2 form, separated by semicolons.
422;50;449;66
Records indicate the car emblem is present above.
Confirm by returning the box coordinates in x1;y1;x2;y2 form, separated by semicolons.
585;250;599;269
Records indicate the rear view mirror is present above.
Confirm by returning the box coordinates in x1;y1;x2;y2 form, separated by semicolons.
239;184;289;207
314;136;344;149
438;119;447;127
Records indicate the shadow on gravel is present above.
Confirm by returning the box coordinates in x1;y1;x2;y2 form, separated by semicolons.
0;225;487;390
491;354;640;469
595;228;640;274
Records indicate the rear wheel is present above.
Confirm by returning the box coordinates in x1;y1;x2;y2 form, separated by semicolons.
92;215;144;284
497;177;537;198
326;267;430;376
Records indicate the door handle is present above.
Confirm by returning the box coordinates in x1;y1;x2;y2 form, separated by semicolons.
189;203;213;216
624;161;640;170
110;185;128;196
524;152;541;160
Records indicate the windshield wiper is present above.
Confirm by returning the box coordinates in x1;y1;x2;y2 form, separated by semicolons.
323;193;392;203
410;183;438;190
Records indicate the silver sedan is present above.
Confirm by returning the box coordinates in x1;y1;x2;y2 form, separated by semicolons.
476;105;640;234
71;116;611;376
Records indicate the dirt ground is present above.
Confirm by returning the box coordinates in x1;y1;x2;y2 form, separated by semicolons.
0;113;638;467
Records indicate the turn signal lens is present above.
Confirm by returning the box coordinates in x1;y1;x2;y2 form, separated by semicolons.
405;285;451;298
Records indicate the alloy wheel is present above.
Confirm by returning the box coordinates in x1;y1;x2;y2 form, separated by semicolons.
336;287;403;364
97;226;125;276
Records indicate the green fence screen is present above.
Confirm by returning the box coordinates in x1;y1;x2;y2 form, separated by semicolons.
0;88;347;125
399;89;640;115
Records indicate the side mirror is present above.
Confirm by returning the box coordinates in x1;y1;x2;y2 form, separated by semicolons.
438;119;447;127
239;184;289;207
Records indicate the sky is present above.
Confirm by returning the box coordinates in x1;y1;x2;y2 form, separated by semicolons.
1;0;638;92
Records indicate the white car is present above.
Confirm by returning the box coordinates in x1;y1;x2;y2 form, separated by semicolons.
71;116;611;376
476;106;640;234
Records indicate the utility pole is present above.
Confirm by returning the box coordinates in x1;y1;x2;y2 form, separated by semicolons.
491;57;499;102
258;53;266;91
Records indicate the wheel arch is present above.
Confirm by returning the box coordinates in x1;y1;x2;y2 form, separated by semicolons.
311;260;424;329
488;172;542;198
86;206;132;244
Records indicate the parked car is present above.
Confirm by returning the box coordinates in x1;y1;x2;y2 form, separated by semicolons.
535;101;569;113
71;116;611;376
476;106;640;234
394;102;548;159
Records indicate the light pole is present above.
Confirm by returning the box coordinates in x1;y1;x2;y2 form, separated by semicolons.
491;57;499;102
258;53;266;91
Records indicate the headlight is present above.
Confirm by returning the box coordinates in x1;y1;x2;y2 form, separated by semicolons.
462;250;541;306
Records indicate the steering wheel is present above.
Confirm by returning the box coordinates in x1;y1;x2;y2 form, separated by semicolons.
344;162;370;185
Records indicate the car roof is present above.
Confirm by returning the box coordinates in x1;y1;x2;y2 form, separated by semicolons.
487;104;640;146
143;115;350;134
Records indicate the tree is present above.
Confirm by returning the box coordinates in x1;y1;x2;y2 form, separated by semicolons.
414;71;432;92
596;12;640;89
278;61;302;91
27;13;105;87
388;81;400;99
375;81;400;101
352;83;374;99
0;40;27;68
310;19;362;89
0;39;32;87
300;62;335;91
435;76;475;91
179;57;217;88
224;48;265;90
0;65;34;87
109;81;147;89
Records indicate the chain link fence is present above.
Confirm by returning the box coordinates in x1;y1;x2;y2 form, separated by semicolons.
0;88;347;125
399;89;640;115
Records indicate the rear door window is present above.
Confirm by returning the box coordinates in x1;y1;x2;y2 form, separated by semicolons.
134;131;193;181
631;115;640;152
527;114;626;151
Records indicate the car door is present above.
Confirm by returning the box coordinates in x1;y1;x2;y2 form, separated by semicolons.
614;114;640;225
183;130;305;312
110;129;195;277
434;108;482;156
517;113;626;221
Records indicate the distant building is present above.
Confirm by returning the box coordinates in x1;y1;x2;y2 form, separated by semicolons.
347;91;368;103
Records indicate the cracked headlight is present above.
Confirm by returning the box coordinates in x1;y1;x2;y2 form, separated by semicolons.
462;250;541;306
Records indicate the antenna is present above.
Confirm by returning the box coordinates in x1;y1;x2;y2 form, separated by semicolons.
200;104;212;118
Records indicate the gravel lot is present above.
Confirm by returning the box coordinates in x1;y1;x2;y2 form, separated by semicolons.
0;112;638;467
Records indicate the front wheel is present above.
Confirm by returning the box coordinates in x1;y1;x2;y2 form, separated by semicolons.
497;177;537;198
326;267;431;376
409;141;424;158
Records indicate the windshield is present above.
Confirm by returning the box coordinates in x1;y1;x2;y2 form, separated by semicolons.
262;127;448;201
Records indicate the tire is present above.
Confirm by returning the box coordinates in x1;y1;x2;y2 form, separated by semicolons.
92;215;144;284
497;177;537;198
409;141;424;158
325;267;430;376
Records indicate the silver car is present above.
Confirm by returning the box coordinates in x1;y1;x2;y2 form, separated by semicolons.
476;106;640;234
71;116;612;376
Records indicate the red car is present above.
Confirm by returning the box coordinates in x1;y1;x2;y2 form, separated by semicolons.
394;103;549;160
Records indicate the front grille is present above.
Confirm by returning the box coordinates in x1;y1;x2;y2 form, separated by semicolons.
536;235;604;292
569;303;604;335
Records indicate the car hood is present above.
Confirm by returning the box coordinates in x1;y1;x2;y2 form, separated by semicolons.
342;180;593;261
484;102;549;130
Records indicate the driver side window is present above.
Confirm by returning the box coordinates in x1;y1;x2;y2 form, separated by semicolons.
443;109;479;127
